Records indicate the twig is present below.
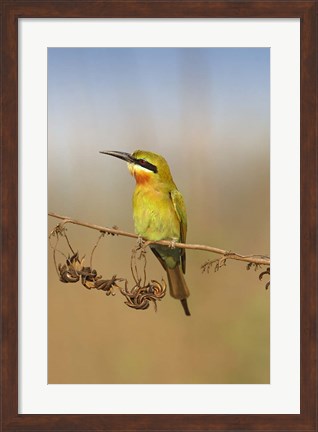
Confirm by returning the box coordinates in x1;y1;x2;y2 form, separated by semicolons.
90;232;105;269
48;212;270;266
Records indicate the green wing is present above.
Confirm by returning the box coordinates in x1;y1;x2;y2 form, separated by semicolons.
170;189;187;273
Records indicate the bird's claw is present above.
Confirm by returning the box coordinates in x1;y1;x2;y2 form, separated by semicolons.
169;238;177;249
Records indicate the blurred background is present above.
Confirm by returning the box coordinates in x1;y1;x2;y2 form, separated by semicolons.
48;48;270;384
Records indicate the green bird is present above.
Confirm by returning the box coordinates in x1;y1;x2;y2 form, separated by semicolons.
100;150;190;316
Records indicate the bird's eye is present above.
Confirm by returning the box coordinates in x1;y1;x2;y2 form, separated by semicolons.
137;158;158;173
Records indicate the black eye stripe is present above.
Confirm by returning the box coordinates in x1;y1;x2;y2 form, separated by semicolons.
137;159;158;173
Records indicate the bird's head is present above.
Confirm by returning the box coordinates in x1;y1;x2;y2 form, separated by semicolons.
100;150;174;186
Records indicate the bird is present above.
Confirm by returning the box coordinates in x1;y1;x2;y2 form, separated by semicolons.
100;150;190;316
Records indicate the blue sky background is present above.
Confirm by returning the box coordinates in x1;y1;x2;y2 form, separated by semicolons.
48;48;270;384
48;48;269;158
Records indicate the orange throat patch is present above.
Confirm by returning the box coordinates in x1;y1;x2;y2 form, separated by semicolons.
129;165;151;184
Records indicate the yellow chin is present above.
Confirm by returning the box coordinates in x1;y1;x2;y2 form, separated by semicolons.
127;163;135;176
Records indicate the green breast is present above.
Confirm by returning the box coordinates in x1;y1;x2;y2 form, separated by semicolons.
133;187;180;241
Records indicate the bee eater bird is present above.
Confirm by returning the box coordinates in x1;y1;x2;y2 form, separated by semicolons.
100;150;190;316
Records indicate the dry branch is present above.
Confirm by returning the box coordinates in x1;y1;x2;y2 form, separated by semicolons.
48;212;270;266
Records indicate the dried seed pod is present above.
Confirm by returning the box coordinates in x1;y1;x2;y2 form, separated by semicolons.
259;267;270;281
94;276;120;296
58;263;80;283
79;266;100;289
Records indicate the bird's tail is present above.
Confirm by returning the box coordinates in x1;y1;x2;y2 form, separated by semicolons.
165;266;191;316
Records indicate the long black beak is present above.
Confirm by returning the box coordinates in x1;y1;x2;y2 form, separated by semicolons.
100;151;136;163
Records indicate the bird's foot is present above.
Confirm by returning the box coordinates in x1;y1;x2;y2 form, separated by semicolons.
169;238;178;249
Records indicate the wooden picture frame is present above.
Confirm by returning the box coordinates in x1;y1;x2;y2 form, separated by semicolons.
1;1;317;431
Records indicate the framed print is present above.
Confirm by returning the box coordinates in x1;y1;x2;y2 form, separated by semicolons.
1;1;317;431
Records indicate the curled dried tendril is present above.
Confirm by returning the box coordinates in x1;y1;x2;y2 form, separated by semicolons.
259;267;270;290
120;279;167;311
50;222;167;312
247;262;270;290
120;244;167;311
55;249;166;311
